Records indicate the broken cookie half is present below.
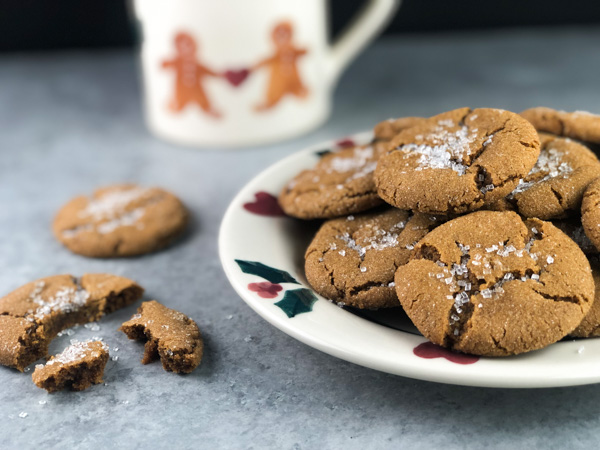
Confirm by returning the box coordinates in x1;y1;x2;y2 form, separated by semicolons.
0;273;143;371
32;339;109;392
120;300;203;374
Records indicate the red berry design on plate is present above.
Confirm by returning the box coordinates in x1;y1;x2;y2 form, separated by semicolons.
413;342;479;365
335;138;356;148
248;282;283;299
243;192;285;217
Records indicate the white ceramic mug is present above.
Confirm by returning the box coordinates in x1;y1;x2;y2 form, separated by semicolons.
133;0;400;148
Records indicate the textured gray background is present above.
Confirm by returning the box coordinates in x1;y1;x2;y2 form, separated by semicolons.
1;28;600;449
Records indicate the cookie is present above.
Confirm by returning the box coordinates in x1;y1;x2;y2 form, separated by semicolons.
581;178;600;253
53;184;188;258
305;208;445;309
491;133;600;219
0;273;143;371
520;107;600;144
278;143;386;219
395;210;594;356
375;107;540;215
373;116;425;141
32;339;109;392
278;114;429;220
120;301;203;374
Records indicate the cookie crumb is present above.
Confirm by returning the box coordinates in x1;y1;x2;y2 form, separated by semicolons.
18;412;28;419
32;339;109;393
120;301;203;374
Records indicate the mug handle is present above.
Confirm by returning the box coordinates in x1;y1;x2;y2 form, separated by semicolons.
326;0;401;85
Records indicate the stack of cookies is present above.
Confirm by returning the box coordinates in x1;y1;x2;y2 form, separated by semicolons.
280;107;600;357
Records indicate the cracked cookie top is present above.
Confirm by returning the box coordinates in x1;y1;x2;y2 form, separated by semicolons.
490;133;600;219
395;210;594;356
304;208;445;309
521;107;600;144
374;107;540;215
53;184;188;257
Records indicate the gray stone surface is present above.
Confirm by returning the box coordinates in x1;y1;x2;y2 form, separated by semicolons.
2;27;600;449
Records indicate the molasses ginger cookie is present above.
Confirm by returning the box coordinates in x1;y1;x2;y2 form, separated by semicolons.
279;118;424;220
53;184;188;258
520;107;600;144
120;301;203;374
32;339;109;392
0;274;143;371
278;143;386;219
375;107;540;215
581;178;600;253
395;211;594;356
305;208;445;309
490;133;600;219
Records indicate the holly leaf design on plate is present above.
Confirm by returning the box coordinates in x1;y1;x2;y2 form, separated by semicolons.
274;288;317;318
315;149;333;157
235;260;300;284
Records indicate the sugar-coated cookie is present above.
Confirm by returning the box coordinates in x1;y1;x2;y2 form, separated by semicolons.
305;208;445;309
53;184;188;258
279;143;385;219
490;133;600;219
375;107;540;214
0;273;143;371
395;211;593;356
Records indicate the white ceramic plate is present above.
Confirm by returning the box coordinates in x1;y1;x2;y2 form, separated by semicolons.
219;132;600;388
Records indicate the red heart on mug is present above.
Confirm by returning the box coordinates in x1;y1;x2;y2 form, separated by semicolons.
224;69;250;87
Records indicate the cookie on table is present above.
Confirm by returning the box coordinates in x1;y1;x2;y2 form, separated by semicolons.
32;339;109;393
375;107;540;215
582;178;600;253
489;133;600;219
120;301;203;374
520;107;600;144
0;273;143;371
305;208;445;309
395;210;594;356
53;184;188;258
373;116;425;141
